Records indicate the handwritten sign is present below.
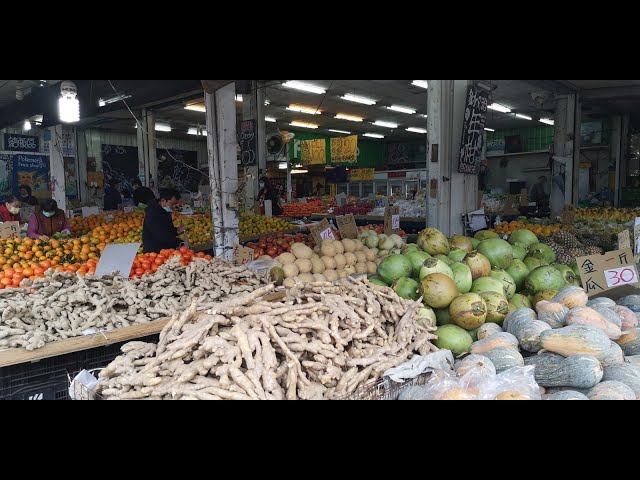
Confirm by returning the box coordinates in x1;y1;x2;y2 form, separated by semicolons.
384;206;400;235
634;218;640;263
330;135;358;164
94;243;141;278
19;206;36;223
4;133;39;152
618;229;631;250
301;139;326;165
576;248;639;297
350;168;375;181
233;245;255;265
238;120;257;166
82;206;100;218
336;214;358;239
0;221;20;239
309;218;332;246
458;84;488;174
320;228;336;240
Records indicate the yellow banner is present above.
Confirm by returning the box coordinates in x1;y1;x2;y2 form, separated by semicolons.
330;135;358;164
350;168;375;181
301;138;326;165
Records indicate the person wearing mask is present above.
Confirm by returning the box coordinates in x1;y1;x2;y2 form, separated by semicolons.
27;199;71;239
0;195;22;223
104;179;123;211
18;185;39;206
142;188;186;253
132;178;156;206
257;176;283;216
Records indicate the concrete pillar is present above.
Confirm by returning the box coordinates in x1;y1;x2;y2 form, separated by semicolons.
146;111;157;192
137;110;148;185
205;83;239;260
243;82;258;212
551;93;580;218
427;80;479;236
49;125;66;210
77;129;89;202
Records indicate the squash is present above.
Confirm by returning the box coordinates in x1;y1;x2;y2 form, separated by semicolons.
433;387;477;400
616;295;640;313
615;328;640;356
602;363;640;399
600;341;625;367
552;286;588;309
564;307;622;340
495;391;531;400
587;297;616;308
469;332;519;354
609;305;638;331
502;308;536;333
545;386;590;396
480;347;524;373
535;301;569;329
587;381;635;400
477;323;503;340
505;316;551;353
454;354;496;377
545;390;589;400
539;324;611;360
524;353;603;388
625;355;640;369
590;306;622;328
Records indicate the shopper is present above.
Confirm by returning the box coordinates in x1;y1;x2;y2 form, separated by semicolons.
17;185;39;206
104;179;122;211
530;176;549;205
132;178;156;206
27;198;71;239
142;188;185;253
258;176;283;215
0;195;22;223
122;189;136;207
315;183;325;197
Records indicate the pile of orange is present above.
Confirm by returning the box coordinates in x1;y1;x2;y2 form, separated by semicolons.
493;221;569;237
129;247;212;278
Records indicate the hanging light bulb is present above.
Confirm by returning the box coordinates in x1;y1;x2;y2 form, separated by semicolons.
59;80;80;123
23;120;31;131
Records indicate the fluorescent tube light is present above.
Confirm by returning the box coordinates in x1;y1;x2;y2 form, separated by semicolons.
488;103;511;113
289;121;319;129
335;113;363;122
411;80;429;89
341;94;376;105
328;129;351;134
235;95;243;102
373;121;398;129
484;127;495;132
282;81;326;94
265;116;276;123
287;104;321;115
406;127;426;134
185;104;206;112
135;123;172;132
187;127;207;136
539;118;554;125
23;120;31;131
363;133;384;139
515;113;532;120
98;94;131;107
387;105;416;115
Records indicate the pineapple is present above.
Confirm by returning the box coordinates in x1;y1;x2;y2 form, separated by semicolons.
552;230;580;248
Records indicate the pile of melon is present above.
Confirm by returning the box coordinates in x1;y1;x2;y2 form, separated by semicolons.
276;239;379;288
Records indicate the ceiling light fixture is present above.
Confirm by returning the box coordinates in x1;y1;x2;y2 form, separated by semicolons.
340;94;376;105
265;116;276;123
282;81;326;94
515;113;532;120
291;169;309;174
484;127;495;132
406;127;426;134
287;104;321;115
335;113;363;122
135;123;172;132
328;129;351;134
539;118;554;125
23;120;31;131
363;133;384;139
278;163;288;170
289;121;319;129
235;94;243;102
184;104;206;112
58;80;80;123
411;80;429;89
264;99;271;106
187;127;207;136
373;120;398;129
98;94;131;107
488;103;511;113
387;105;416;115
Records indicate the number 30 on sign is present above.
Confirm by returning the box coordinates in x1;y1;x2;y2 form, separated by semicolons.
320;228;335;240
605;266;638;287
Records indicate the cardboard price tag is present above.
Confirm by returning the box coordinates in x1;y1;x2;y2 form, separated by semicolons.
336;214;358;239
384;206;400;235
618;229;631;250
233;245;255;265
0;221;20;239
320;228;335;240
576;248;639;297
94;243;141;278
309;218;332;245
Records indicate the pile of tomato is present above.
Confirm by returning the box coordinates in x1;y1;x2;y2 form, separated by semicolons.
129;247;212;278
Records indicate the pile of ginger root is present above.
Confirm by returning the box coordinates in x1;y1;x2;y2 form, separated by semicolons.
97;277;438;400
0;257;267;351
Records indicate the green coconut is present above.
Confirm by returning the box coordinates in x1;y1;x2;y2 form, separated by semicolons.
511;244;527;261
553;264;580;286
392;277;420;301
510;293;533;310
507;229;538;247
435;254;453;265
419;273;459;309
479;291;510;324
532;290;558;308
435;308;454;326
529;242;556;264
377;254;412;285
474;230;500;241
419;257;454;281
523;255;549;271
417;228;450;256
368;276;389;287
404;250;432;278
470;276;506;296
434;324;473;355
450;262;473;294
470;238;480;249
489;268;517;299
449;235;474;253
523;266;566;295
448;248;468;263
416;307;437;328
402;243;420;254
506;259;530;290
477;238;514;269
449;293;487;330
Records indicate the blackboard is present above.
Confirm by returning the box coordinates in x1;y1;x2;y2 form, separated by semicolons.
102;144;139;194
4;133;39;153
458;85;489;174
238;120;257;166
157;148;202;193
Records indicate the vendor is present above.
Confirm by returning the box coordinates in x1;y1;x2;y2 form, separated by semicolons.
0;195;21;223
27;199;71;239
257;176;283;216
315;183;325;197
132;178;156;206
17;185;39;206
530;176;549;208
142;188;185;253
104;179;122;211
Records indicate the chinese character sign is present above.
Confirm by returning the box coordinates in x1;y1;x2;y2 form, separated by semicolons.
576;248;639;297
301;139;326;166
458;85;488;174
4;133;39;153
330;135;358;164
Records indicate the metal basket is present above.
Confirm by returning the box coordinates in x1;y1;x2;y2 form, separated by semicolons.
68;369;104;400
345;372;432;400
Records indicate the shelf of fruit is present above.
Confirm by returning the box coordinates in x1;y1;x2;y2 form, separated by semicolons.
358;224;407;237
239;213;297;238
245;232;313;259
493;220;571;238
281;199;328;217
576;207;640;223
310;213;426;224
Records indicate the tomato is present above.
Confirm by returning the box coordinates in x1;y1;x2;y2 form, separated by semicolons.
179;246;189;254
151;265;159;273
0;277;10;286
4;268;15;278
141;261;151;270
11;277;21;287
153;257;164;266
135;268;145;276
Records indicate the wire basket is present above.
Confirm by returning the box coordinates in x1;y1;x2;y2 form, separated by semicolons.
68;369;104;401
344;372;432;400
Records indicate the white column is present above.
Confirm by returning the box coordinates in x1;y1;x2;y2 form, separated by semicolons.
77;129;89;202
137;109;147;185
146;111;157;192
49;125;66;210
551;93;580;218
243;83;258;212
205;83;239;260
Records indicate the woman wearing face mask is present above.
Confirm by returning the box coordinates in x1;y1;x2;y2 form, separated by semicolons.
27;199;71;239
0;195;22;223
257;176;283;216
142;188;186;253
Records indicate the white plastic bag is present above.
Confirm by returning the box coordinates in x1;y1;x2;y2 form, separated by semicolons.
68;369;101;400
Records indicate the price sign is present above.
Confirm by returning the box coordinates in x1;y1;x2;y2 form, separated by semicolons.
391;214;400;230
576;248;639;297
0;221;20;239
384;206;400;235
309;218;332;245
320;228;335;240
605;266;638;288
233;245;255;265
618;229;631;250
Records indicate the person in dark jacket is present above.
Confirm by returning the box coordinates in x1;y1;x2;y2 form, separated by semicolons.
27;198;71;239
104;179;122;211
142;188;184;253
257;176;283;215
132;178;156;206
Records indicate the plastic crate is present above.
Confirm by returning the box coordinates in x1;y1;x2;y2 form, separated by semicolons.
0;334;159;400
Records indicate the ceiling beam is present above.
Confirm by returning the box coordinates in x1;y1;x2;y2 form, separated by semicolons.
580;85;640;101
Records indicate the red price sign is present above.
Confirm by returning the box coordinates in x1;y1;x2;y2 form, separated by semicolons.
605;266;638;287
320;228;335;240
